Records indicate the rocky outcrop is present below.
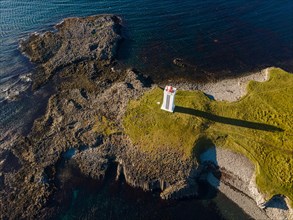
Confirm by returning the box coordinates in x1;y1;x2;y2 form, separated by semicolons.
160;179;198;200
114;141;196;196
1;14;125;219
72;147;110;180
20;14;122;89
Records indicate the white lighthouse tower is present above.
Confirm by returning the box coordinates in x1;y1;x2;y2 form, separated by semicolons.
161;86;177;112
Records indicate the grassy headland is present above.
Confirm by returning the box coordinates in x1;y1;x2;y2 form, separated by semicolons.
123;68;293;206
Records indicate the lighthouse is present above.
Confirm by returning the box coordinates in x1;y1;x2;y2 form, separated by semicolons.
161;86;177;112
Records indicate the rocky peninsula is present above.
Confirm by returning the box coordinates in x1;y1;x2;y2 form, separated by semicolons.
0;14;292;219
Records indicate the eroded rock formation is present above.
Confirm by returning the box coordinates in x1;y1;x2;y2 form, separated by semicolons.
0;15;199;219
20;14;122;89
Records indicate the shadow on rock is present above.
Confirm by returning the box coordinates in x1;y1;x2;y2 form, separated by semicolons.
264;195;289;210
192;138;221;200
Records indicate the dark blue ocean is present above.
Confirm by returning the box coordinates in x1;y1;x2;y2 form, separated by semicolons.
1;0;293;81
0;0;293;219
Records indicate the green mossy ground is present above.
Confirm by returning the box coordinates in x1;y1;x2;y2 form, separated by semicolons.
93;115;120;136
123;68;293;206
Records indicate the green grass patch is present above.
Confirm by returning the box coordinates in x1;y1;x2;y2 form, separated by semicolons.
92;115;119;136
123;68;293;205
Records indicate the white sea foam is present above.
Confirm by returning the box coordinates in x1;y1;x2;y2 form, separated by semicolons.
0;73;32;102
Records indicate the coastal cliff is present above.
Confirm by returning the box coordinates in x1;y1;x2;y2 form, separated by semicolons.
0;14;292;219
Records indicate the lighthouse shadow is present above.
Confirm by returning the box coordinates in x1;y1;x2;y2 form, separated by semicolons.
174;106;283;132
192;138;221;200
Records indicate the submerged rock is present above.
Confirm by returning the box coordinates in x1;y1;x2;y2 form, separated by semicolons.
173;57;197;70
173;58;187;68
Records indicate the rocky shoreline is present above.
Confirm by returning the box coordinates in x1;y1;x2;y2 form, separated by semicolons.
172;67;270;102
0;14;291;219
201;147;293;220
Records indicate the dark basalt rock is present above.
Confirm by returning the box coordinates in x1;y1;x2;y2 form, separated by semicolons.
173;58;187;68
1;15;200;219
173;58;197;71
20;14;122;89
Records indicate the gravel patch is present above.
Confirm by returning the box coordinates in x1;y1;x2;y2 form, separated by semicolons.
174;68;270;102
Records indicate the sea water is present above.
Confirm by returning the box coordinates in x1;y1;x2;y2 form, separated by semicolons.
1;0;293;81
1;0;293;219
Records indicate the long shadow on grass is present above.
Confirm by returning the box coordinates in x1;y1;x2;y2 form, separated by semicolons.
175;106;283;132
